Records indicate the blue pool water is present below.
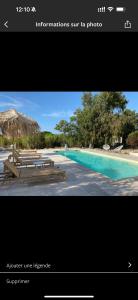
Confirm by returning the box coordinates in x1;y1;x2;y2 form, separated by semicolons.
57;150;138;180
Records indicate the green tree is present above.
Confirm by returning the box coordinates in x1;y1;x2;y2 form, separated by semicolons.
120;109;136;144
81;92;94;108
55;120;70;135
53;92;137;148
99;92;128;113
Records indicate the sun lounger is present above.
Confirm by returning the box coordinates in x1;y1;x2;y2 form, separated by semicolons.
103;144;110;151
111;145;123;152
19;149;37;153
14;150;41;159
0;147;5;151
19;151;37;155
3;159;66;184
8;152;54;168
16;149;40;156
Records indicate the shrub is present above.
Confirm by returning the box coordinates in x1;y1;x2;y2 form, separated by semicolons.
127;131;138;148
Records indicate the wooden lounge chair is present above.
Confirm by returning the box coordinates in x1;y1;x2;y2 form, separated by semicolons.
19;151;37;155
14;149;41;159
3;159;66;184
8;153;54;168
19;149;37;153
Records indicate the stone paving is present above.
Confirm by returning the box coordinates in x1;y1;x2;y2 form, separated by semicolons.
0;149;138;196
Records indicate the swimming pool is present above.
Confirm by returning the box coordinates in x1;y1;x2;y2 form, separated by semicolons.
57;150;138;180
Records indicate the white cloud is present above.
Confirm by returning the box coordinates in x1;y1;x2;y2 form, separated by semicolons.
0;95;23;108
42;110;74;118
17;97;40;109
0;94;40;110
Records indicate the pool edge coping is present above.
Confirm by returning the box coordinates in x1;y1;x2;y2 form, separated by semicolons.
80;149;138;165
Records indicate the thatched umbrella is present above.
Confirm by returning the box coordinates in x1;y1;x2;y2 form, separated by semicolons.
0;109;40;160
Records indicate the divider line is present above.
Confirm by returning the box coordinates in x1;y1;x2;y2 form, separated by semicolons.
44;296;94;298
0;271;137;273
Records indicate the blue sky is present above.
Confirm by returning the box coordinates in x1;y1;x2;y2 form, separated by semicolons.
0;92;138;133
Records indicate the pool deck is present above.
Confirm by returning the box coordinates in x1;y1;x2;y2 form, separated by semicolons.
0;148;138;196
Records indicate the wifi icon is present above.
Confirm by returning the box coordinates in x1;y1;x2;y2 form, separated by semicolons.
107;7;114;12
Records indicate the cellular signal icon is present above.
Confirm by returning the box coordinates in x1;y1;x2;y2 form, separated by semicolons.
107;7;114;12
98;7;106;13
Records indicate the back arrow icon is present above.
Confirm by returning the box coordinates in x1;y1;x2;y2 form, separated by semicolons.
4;21;8;28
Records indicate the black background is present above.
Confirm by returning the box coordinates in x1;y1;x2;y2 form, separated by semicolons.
0;31;138;299
0;32;137;90
0;197;138;272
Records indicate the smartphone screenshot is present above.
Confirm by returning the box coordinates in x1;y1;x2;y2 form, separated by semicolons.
0;1;138;300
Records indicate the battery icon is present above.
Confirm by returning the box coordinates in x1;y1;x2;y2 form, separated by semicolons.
116;7;126;12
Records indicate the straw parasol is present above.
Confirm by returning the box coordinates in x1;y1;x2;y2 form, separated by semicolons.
0;109;40;137
0;109;40;159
